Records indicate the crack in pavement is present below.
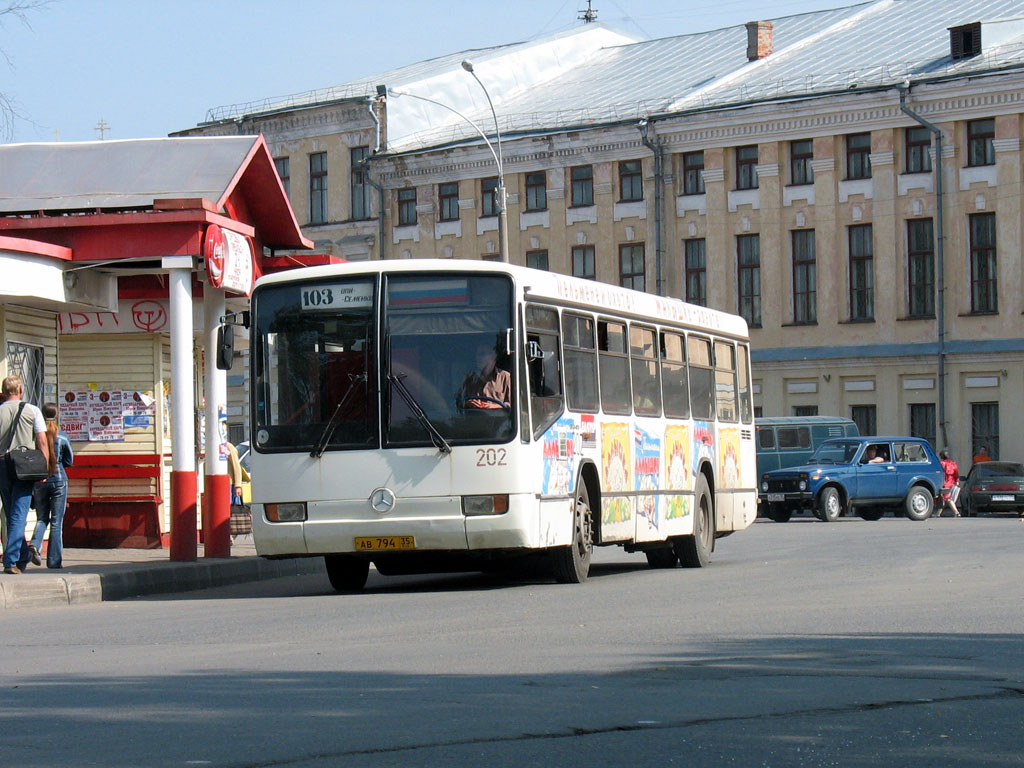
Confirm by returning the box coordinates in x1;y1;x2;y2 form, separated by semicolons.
222;685;1024;767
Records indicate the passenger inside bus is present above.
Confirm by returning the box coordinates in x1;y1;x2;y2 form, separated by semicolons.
456;343;511;410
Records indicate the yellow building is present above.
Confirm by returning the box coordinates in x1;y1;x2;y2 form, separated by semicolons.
178;1;1024;465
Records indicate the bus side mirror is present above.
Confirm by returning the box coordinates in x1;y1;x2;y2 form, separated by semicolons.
216;324;234;371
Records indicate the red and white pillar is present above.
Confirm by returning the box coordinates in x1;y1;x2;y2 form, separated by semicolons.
165;257;197;561
203;287;231;557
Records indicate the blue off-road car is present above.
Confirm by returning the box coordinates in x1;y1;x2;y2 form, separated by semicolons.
759;436;944;522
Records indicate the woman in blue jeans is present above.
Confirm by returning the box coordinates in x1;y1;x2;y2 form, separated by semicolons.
29;403;73;569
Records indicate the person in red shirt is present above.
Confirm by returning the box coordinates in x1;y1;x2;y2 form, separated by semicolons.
939;449;960;518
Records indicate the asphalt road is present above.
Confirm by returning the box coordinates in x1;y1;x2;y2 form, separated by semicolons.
7;517;1024;768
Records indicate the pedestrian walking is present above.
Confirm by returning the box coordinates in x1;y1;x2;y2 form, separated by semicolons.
0;375;49;574
938;448;960;518
28;403;73;569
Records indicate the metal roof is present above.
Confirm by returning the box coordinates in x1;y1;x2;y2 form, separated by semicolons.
384;0;1024;154
0;136;263;214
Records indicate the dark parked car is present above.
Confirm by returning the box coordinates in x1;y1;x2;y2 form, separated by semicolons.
961;461;1024;517
760;436;944;522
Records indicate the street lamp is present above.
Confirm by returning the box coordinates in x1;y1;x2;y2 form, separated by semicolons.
460;60;508;264
379;64;508;263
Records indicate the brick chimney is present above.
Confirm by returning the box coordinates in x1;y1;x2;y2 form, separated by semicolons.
746;21;774;60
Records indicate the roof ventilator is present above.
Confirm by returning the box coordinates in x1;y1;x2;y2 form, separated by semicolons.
949;22;981;59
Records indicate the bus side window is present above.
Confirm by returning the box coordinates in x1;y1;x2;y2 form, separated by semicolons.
737;343;753;424
688;336;714;420
561;312;598;412
758;428;775;450
598;319;631;415
526;304;564;437
630;324;661;417
660;331;690;418
714;340;737;423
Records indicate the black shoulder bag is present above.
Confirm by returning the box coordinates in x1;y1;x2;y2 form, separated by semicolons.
3;403;49;482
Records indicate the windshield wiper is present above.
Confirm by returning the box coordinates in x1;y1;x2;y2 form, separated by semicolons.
311;373;367;459
387;372;452;455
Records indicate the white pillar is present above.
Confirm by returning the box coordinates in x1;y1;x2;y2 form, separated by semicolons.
163;256;197;561
166;260;195;472
204;289;228;477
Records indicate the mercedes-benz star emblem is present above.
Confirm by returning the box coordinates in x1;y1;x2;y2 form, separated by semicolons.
369;487;396;514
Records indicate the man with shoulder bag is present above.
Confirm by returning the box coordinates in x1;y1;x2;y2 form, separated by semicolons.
0;376;49;574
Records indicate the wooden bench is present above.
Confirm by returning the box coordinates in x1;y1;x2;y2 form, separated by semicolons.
64;453;164;548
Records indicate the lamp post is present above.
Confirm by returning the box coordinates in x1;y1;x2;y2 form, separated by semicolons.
460;60;508;264
381;62;508;263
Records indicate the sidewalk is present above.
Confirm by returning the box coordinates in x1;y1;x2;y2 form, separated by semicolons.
0;536;325;610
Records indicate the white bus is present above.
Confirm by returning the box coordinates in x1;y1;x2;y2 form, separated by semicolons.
243;259;756;591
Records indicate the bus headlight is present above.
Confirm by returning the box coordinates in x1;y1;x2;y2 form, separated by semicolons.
462;494;509;516
265;502;307;522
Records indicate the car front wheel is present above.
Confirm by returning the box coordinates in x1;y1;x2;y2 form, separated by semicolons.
904;486;934;521
817;486;842;522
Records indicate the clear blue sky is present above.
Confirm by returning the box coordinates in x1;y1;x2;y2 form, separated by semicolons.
2;0;850;144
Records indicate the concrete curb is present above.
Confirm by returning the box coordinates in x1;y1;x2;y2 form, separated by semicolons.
0;556;326;610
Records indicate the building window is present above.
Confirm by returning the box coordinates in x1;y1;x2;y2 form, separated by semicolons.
5;341;44;406
619;160;643;202
570;165;593;206
791;230;816;325
439;182;459;222
848;224;874;320
909;403;936;449
737;234;761;327
397;187;417;226
736;145;758;190
481;177;498;217
967;118;995;167
905;127;932;173
969;212;997;313
309;152;328;224
572;245;595;280
682;151;705;195
846;133;872;180
350;146;370;220
792;406;818;417
684;239;706;307
907;219;934;318
274;157;290;198
620;243;645;291
851;405;876;436
526;250;549;271
790;139;813;185
525;171;547;211
971;402;999;460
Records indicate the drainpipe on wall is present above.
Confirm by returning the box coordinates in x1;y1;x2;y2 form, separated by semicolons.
366;95;387;261
899;84;947;449
638;119;664;296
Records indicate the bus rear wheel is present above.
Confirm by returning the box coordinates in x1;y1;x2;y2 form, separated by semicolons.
552;481;593;583
675;474;713;568
325;554;370;593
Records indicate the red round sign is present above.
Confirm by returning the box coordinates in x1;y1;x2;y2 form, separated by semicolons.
204;224;227;288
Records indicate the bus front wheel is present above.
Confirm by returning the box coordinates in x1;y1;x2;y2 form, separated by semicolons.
552;482;593;583
675;474;713;568
325;554;370;593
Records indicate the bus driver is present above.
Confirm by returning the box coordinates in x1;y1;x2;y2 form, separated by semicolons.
457;343;511;410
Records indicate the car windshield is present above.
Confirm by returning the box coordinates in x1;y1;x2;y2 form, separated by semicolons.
973;462;1024;477
810;440;861;464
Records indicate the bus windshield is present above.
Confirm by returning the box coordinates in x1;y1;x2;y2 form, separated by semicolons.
253;272;515;453
385;274;514;447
